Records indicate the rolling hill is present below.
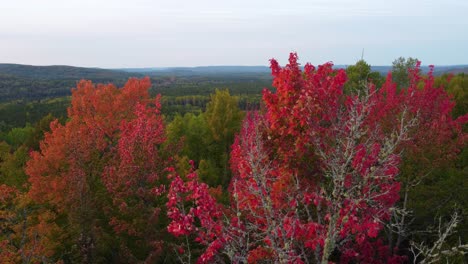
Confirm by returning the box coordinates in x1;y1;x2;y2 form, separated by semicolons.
0;64;142;80
1;63;467;103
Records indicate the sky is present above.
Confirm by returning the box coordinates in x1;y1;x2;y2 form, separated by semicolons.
0;0;467;68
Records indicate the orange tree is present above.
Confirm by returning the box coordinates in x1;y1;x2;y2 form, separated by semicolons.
26;77;178;262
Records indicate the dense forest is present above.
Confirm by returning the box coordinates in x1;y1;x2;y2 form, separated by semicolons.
0;54;467;263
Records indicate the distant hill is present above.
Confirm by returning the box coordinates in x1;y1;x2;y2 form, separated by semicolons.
0;64;273;102
1;63;467;103
0;64;143;102
0;63;142;80
3;63;467;79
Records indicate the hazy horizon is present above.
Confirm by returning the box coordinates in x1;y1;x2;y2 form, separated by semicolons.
3;63;468;70
1;0;467;68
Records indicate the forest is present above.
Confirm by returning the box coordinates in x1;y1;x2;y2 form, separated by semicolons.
0;53;467;263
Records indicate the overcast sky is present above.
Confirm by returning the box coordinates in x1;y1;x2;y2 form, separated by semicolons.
1;0;467;67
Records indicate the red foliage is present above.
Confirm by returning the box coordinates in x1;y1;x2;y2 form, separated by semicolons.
27;78;152;208
102;94;177;260
166;53;466;263
26;77;175;261
166;164;225;263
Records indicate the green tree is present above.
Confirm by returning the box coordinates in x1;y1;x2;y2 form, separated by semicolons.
167;113;212;162
0;146;28;190
344;59;384;92
391;57;419;89
24;114;55;150
205;89;243;145
204;89;244;187
166;89;244;188
1;125;34;149
435;73;468;118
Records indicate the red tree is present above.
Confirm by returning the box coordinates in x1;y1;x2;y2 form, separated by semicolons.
103;95;178;261
26;77;177;262
167;53;467;263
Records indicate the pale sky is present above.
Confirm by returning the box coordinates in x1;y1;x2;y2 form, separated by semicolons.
1;0;467;67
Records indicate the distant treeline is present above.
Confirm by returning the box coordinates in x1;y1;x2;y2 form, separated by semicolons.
0;72;271;103
0;94;263;132
2;62;467;103
1;59;467;132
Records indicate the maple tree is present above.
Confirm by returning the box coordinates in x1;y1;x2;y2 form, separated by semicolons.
25;77;178;262
0;185;60;263
166;53;467;263
0;119;63;263
102;95;178;262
